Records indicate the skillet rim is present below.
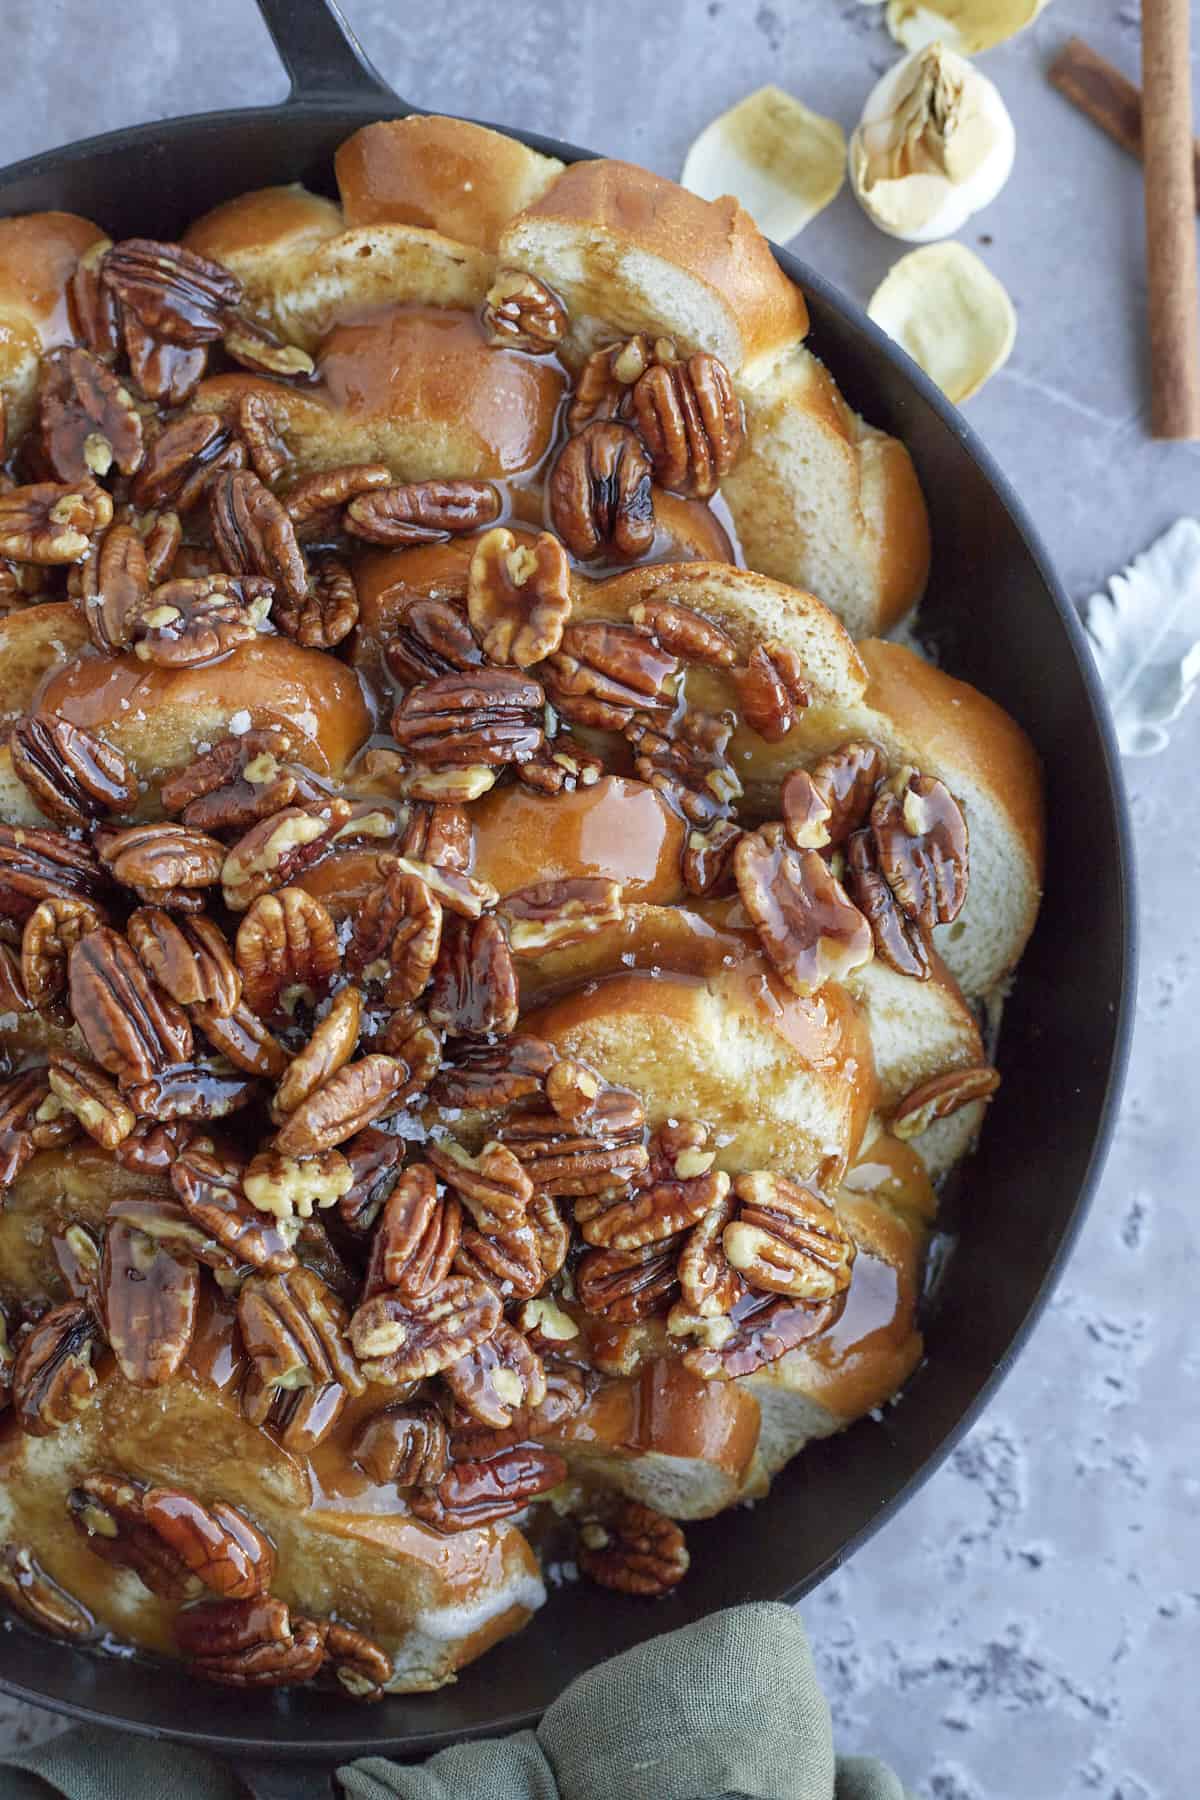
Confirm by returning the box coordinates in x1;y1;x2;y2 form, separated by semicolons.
0;95;1137;1762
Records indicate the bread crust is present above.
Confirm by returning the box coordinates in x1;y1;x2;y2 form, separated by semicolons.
336;116;563;249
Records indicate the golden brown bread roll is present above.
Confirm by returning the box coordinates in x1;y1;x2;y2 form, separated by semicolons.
35;632;372;790
501;159;809;378
0;211;107;440
336;116;563;248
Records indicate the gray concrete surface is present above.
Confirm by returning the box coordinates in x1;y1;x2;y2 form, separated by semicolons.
1;3;1198;1794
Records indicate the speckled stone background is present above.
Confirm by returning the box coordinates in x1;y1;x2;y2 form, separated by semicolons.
1;3;1197;1795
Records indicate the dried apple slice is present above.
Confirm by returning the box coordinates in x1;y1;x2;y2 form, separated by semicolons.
867;242;1016;403
883;0;1051;55
681;85;846;242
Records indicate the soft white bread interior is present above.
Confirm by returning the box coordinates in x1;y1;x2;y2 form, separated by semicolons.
722;344;931;638
536;1358;762;1520
847;639;1044;1001
740;1187;925;1484
0;212;107;442
520;904;876;1189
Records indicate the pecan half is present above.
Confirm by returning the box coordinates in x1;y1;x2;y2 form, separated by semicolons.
500;1091;649;1199
175;1596;325;1689
681;818;743;899
131;572;274;668
192;997;289;1077
107;1196;246;1275
103;238;241;344
467;527;571;668
122;1063;259;1122
443;1320;545;1431
274;988;364;1117
127;907;240;1015
455;1217;544;1301
68;1472;201;1601
734;825;873;996
499;875;624;956
10;717;137;829
242;1147;352;1221
0;1546;95;1640
21;894;104;1006
272;1051;407;1156
362;1163;461;1301
891;1064;1001;1138
349;1274;501;1384
348;865;442;1003
871;772;969;930
0;942;29;1012
221;798;392;912
628;597;738;667
0;1068;77;1187
683;1288;840;1380
578;1167;730;1253
338;1126;403;1234
97;822;225;907
113;1116;198;1173
38;346;143;483
275;551;358;649
352;1401;448;1487
737;641;811;743
579;1500;688;1596
516;728;606;795
398;802;473;872
222;314;314;380
725;1174;855;1300
160;727;324;835
0;480;113;563
392;669;544;771
567;334;659;433
428;1034;555;1110
575;1240;682;1321
427;913;519;1038
131;413;243;512
124;329;207;408
69;238;121;359
631;352;743;499
388;855;496;924
238;1265;364;1397
74;521;150;651
517;1292;579;1354
548;421;655;561
68;926;193;1084
482;270;567;352
237;390;291;485
782;741;888;852
384;596;483;688
209;468;307;606
101;1218;199;1387
142;1487;275;1600
11;1301;101;1434
48;1051;136;1148
544;620;678;731
675;1185;743;1318
283;462;392;532
325;1620;392;1702
235;886;340;1020
345;479;501;548
171;1143;298;1272
411;1445;566;1533
0;825;109;920
842;827;930;981
628;708;741;828
426;1136;532;1231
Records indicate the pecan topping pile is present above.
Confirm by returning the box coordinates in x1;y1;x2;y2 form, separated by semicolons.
0;208;1003;1687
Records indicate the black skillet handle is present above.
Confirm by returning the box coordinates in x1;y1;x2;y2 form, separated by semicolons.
233;1755;344;1798
254;0;399;102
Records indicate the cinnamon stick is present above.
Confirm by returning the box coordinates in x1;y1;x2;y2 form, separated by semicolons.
1049;36;1200;207
1141;0;1200;438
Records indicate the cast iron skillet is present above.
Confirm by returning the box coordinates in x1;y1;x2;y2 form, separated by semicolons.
0;1;1135;1791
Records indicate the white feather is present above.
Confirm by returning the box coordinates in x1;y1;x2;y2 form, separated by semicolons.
1083;517;1200;757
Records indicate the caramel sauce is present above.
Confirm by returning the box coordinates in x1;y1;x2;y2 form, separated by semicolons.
0;213;103;349
841;1132;937;1223
319;305;565;474
472;776;686;903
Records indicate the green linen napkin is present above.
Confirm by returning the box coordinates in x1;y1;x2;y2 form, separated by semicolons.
0;1604;911;1800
